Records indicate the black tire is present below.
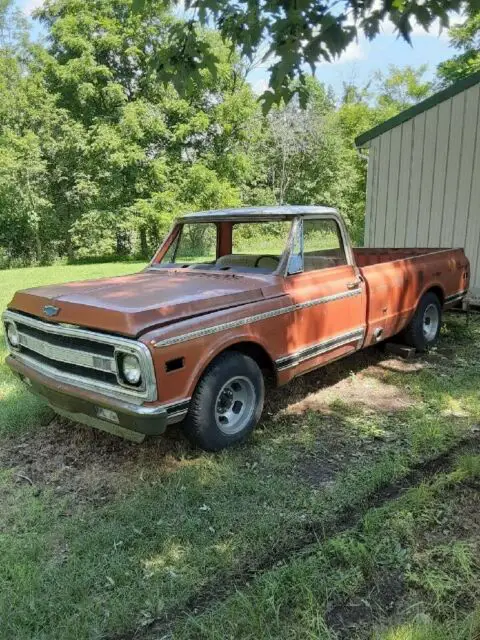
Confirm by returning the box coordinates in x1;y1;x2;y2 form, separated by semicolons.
402;291;442;351
183;351;264;451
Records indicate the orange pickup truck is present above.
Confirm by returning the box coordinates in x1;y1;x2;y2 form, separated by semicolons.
3;206;470;450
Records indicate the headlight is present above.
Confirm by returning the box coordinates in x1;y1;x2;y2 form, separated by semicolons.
120;354;142;385
6;322;19;348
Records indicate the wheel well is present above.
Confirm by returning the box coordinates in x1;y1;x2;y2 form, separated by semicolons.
225;342;275;376
425;286;444;305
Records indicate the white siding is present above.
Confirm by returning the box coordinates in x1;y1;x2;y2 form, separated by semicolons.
365;82;480;303
394;119;413;247
405;112;426;246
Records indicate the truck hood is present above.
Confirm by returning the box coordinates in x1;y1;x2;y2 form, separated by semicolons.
8;268;279;337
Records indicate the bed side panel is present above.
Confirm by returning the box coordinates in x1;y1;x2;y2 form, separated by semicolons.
360;249;468;345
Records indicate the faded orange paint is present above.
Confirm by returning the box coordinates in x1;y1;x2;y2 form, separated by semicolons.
4;210;470;433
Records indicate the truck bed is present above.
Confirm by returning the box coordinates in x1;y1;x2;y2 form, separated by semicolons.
352;247;469;346
353;247;449;267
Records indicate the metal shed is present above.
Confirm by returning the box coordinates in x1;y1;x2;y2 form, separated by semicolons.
355;71;480;305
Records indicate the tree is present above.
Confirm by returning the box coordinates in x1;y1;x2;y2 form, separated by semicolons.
35;0;260;259
332;65;434;243
0;0;441;266
0;0;28;51
132;0;474;108
0;23;57;266
373;65;433;112
437;8;480;85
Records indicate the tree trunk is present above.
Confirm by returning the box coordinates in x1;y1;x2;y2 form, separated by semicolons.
140;226;148;259
116;230;131;257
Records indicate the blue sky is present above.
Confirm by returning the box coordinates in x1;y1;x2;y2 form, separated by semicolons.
246;14;463;99
16;0;462;100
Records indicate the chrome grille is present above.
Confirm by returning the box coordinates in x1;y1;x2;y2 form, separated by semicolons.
18;331;115;373
3;310;157;404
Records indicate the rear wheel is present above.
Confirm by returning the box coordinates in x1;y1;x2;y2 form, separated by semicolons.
183;351;264;451
402;291;442;351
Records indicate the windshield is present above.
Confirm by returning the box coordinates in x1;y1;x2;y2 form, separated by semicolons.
159;220;292;273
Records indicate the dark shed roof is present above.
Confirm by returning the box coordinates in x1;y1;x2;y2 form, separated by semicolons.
355;70;480;147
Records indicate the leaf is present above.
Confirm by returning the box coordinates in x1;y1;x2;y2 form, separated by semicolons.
259;90;277;115
132;0;146;13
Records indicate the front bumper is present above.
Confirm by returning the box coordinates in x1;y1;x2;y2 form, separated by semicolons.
7;355;190;442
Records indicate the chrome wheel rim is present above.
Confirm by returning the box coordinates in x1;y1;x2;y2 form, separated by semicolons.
423;303;439;342
214;376;256;435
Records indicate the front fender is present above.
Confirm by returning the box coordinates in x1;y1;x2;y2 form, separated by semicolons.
185;332;277;396
142;310;286;405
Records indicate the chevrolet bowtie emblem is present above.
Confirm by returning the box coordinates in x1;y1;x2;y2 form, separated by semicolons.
43;305;60;317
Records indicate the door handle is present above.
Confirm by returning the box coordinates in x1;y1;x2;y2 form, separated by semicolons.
347;280;360;290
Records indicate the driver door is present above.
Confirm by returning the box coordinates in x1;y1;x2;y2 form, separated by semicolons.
280;217;366;376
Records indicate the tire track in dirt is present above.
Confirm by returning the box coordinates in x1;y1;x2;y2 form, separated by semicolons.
111;431;480;640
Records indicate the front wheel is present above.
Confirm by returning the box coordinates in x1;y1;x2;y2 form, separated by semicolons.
402;291;442;351
183;351;264;451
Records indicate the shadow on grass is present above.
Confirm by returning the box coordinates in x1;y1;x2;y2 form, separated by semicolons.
0;332;460;496
0;343;405;497
0;316;478;640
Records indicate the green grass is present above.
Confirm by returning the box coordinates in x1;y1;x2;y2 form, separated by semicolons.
175;455;480;640
0;263;479;639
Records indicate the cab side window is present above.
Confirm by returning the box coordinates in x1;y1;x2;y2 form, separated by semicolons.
303;219;347;271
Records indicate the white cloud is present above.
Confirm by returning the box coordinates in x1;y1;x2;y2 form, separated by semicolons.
317;40;366;65
22;0;44;16
336;40;365;63
251;77;269;95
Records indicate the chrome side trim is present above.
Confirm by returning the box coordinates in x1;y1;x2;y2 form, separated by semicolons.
275;327;365;371
3;310;157;403
445;289;468;304
154;288;362;348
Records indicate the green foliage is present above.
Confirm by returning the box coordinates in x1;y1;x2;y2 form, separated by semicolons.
437;8;480;85
132;0;471;108
374;64;434;111
0;0;462;266
0;0;260;264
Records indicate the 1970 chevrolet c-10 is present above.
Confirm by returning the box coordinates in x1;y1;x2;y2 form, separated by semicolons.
3;206;470;450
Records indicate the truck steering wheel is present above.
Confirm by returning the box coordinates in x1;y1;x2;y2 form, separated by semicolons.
254;255;280;269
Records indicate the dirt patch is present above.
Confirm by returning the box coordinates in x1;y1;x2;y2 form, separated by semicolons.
376;358;426;373
326;572;406;639
281;361;415;417
0;415;198;503
293;413;390;489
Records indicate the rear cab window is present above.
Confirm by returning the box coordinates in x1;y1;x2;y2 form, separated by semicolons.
303;219;347;271
233;221;290;252
217;220;292;272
